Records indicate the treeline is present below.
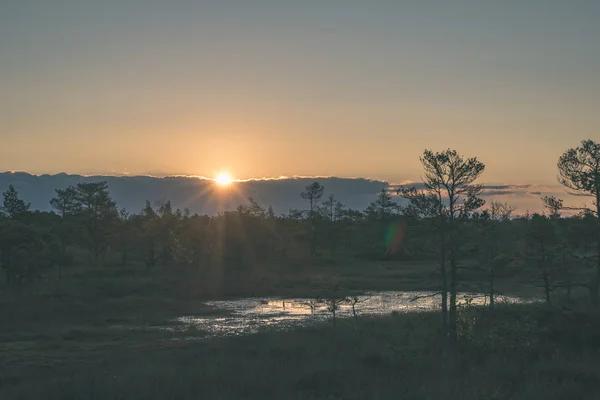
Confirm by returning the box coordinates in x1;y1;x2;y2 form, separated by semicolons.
1;140;599;338
0;180;406;282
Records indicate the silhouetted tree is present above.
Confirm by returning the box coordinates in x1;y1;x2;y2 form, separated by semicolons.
70;182;118;260
50;187;81;218
365;189;400;221
301;181;325;256
301;182;325;217
526;213;558;305
400;149;485;342
555;139;600;307
477;201;515;310
542;196;563;219
139;201;160;268
112;208;135;266
50;186;81;254
321;194;345;252
399;187;448;332
237;197;266;218
1;185;30;219
322;194;344;222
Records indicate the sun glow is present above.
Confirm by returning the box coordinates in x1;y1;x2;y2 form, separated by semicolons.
215;173;233;186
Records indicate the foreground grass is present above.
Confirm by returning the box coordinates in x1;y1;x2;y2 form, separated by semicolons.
1;259;580;399
2;304;600;399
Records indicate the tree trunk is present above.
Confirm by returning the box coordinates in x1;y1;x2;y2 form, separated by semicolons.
543;270;552;306
489;271;495;311
541;242;552;306
440;255;448;336
594;197;600;308
489;241;496;311
447;195;458;343
448;254;458;343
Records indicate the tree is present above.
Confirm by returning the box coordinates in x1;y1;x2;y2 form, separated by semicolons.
301;181;325;256
301;182;325;218
237;197;266;218
542;196;563;219
399;149;485;342
156;200;181;266
365;189;400;221
113;208;134;266
322;194;345;222
477;201;515;310
73;182;118;260
1;185;30;219
322;194;345;252
139;201;160;267
555;139;600;307
50;186;81;253
50;187;81;217
526;214;558;306
0;221;51;286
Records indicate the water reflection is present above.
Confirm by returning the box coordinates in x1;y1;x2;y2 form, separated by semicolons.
175;291;529;339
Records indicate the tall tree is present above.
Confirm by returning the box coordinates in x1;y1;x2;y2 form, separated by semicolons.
139;201;160;267
322;194;345;222
365;189;400;221
50;186;81;253
399;187;448;333
322;194;345;252
301;181;325;256
301;182;325;218
555;139;600;307
399;149;485;342
1;185;30;219
73;182;118;260
50;187;81;217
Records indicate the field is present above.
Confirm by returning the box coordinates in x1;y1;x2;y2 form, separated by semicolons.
3;259;600;399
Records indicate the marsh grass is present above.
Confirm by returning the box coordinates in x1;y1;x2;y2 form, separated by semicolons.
3;305;600;399
3;260;594;399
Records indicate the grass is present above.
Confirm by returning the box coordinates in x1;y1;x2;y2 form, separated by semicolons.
3;257;591;399
2;304;600;399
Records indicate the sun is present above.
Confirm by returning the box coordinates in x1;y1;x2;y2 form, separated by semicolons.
215;172;233;186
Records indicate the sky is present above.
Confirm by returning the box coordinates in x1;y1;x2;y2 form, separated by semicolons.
1;1;599;189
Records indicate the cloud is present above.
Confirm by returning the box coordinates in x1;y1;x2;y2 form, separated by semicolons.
481;190;516;197
483;184;532;190
0;172;577;215
0;172;391;215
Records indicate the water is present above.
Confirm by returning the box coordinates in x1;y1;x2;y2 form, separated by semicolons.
175;291;528;338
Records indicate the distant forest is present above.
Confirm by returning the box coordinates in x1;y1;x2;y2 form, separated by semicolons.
1;139;599;340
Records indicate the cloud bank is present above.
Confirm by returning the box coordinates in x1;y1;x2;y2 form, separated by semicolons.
0;172;576;216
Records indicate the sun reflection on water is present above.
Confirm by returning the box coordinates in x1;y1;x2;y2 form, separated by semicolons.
173;291;534;339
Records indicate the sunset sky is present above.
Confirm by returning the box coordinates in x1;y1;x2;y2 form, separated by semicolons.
1;1;599;187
